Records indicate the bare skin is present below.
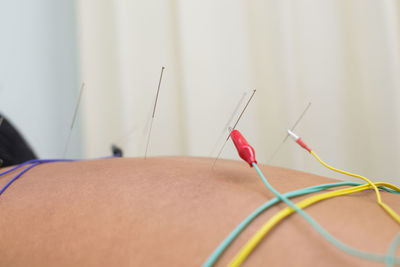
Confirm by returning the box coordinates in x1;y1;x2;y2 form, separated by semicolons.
0;156;399;266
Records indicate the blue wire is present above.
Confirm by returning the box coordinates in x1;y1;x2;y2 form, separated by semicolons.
0;159;76;195
0;162;41;195
0;157;115;194
386;232;400;267
251;162;400;264
0;159;75;177
0;159;38;176
0;158;92;196
0;155;116;178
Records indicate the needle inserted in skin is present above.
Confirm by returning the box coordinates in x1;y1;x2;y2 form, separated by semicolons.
144;66;165;159
212;89;256;168
228;89;256;140
283;102;311;143
210;92;247;157
63;83;85;158
267;102;311;163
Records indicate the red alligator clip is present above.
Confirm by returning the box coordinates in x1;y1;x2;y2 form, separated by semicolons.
230;129;257;167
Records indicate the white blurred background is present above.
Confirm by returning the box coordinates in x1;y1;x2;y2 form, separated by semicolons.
1;0;399;184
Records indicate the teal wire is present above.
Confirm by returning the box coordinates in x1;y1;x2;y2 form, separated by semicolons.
202;181;356;267
203;180;399;267
386;232;400;267
251;162;400;264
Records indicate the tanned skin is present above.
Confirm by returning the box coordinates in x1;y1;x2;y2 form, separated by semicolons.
0;157;399;266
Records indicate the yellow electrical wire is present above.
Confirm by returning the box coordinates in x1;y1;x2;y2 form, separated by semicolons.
228;182;400;267
311;151;400;225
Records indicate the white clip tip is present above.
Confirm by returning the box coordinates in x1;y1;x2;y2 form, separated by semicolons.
287;129;299;140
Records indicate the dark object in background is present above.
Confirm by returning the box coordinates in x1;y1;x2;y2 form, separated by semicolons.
0;115;37;167
111;144;123;157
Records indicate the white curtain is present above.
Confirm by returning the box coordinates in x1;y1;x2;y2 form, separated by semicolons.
76;0;400;184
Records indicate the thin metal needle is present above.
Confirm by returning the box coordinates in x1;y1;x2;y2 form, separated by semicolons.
63;83;85;158
210;92;247;156
228;89;256;140
144;66;165;159
267;102;311;163
283;102;311;143
212;89;256;168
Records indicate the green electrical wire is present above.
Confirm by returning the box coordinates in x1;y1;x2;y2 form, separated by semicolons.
203;179;400;266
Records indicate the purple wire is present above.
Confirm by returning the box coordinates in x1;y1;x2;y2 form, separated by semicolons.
0;159;76;195
0;159;38;176
0;156;115;195
0;162;41;195
0;159;76;177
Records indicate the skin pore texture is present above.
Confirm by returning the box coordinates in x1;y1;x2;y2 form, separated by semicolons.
0;156;399;266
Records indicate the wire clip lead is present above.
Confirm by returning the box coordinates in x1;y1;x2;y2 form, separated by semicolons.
230;129;257;167
287;129;312;153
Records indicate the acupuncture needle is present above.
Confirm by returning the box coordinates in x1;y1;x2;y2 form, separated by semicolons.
267;102;311;163
210;92;247;157
212;89;256;168
144;66;165;159
62;83;85;158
